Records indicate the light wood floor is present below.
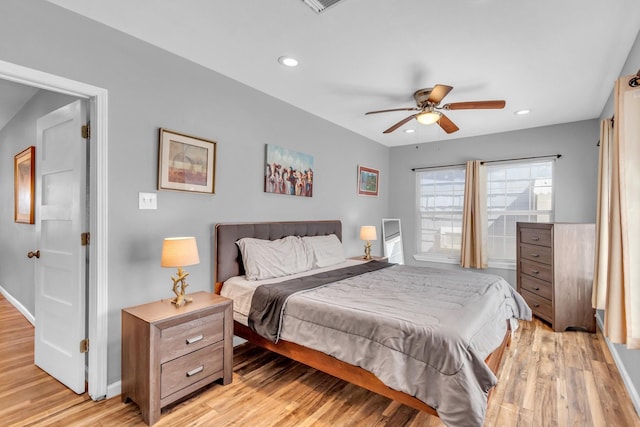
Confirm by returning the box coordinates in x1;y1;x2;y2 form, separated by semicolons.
2;293;639;426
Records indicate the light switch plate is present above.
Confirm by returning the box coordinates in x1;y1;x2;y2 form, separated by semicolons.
139;192;157;210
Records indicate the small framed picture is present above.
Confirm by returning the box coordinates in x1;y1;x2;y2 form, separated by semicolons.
14;146;35;224
158;128;216;194
357;165;379;197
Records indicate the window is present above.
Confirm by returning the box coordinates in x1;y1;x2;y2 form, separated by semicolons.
415;166;466;263
485;160;554;266
415;159;554;267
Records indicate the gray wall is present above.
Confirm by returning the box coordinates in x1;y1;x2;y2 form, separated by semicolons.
0;0;389;385
0;90;79;314
388;119;600;284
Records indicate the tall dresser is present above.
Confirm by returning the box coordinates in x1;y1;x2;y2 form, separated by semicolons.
516;222;596;332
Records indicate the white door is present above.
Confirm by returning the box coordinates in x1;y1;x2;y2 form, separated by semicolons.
34;99;88;394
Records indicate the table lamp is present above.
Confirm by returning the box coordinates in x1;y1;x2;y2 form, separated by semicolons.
160;237;200;307
359;226;377;260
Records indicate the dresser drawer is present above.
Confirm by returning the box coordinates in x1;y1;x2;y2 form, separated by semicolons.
519;243;552;265
521;289;552;323
520;259;552;283
160;342;224;399
520;275;552;300
519;227;552;247
160;312;224;363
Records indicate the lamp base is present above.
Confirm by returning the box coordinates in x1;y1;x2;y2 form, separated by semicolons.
363;241;372;260
170;267;193;307
171;294;193;307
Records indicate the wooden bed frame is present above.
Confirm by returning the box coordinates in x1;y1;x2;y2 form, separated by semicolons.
214;220;511;416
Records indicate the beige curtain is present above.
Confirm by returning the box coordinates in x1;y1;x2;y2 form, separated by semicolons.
601;76;640;349
592;118;612;309
460;160;487;269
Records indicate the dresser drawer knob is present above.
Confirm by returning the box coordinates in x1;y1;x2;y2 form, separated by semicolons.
533;303;540;308
531;253;539;257
186;366;204;377
531;236;540;241
534;287;540;291
531;269;539;274
186;334;204;345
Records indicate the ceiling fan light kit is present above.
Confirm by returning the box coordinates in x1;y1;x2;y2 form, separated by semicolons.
416;111;441;125
365;84;506;134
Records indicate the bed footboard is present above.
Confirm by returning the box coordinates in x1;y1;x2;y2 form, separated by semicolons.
234;321;440;415
234;320;512;414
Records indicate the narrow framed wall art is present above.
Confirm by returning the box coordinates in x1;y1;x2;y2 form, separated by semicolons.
14;146;35;224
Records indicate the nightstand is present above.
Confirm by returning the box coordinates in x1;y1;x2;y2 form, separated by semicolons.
121;291;233;425
350;255;388;262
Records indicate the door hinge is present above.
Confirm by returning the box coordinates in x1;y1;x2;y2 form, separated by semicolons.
81;124;90;139
80;338;89;353
81;232;90;246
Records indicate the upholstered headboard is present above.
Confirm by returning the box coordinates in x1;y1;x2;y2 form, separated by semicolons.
214;220;342;291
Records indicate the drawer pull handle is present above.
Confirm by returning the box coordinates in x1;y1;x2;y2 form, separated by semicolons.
531;236;540;241
186;366;204;377
534;304;540;308
531;269;539;274
186;334;204;345
531;253;539;257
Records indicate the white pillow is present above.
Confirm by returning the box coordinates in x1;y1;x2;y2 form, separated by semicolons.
236;236;312;280
302;234;345;268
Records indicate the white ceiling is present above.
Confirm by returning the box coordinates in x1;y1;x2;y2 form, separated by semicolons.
41;0;640;146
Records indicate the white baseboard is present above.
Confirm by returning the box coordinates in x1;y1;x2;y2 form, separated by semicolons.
596;313;640;416
0;285;35;325
107;380;121;399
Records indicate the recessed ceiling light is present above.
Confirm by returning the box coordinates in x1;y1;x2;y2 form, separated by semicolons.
278;56;299;67
404;129;415;134
514;109;531;115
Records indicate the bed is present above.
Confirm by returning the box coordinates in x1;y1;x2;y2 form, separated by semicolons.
214;220;531;427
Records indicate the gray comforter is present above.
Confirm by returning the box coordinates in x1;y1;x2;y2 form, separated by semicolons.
250;264;532;427
249;260;392;341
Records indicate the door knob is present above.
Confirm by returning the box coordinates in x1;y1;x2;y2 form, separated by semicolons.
27;250;40;259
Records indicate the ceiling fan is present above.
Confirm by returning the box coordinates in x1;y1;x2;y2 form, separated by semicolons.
365;85;505;134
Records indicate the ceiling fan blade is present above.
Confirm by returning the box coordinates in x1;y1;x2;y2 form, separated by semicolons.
437;113;459;134
427;84;453;104
442;100;506;110
365;107;419;115
383;114;417;133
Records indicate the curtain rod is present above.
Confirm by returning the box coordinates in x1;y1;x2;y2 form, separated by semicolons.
411;154;561;172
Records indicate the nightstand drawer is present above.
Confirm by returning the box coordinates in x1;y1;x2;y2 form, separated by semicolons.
521;289;552;322
520;275;552;300
160;342;224;399
519;227;552;247
520;259;552;283
160;312;224;363
519;243;552;265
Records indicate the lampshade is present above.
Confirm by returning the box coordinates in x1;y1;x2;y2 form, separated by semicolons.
161;237;200;268
360;226;377;241
416;111;442;125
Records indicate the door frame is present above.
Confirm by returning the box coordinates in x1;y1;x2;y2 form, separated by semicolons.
0;59;108;400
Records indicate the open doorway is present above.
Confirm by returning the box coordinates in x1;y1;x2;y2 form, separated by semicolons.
0;59;108;400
